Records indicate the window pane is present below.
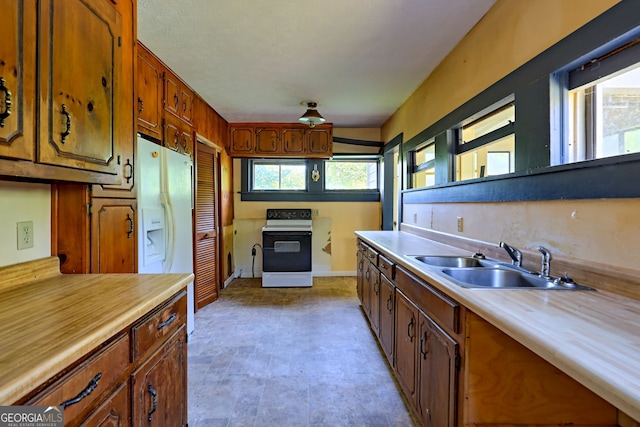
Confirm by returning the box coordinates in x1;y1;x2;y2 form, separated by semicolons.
413;167;435;187
456;134;515;180
462;103;515;143
253;162;306;190
415;143;435;164
325;161;378;190
568;64;640;162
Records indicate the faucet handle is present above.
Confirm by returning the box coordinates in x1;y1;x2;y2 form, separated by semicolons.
537;246;553;278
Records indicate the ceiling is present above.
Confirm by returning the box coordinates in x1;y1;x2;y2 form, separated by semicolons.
137;0;496;129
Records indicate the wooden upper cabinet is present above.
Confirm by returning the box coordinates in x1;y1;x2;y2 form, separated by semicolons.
163;70;193;125
282;128;305;155
136;43;163;140
230;126;254;154
307;127;332;154
228;123;332;157
255;127;280;154
164;114;193;158
38;0;122;176
0;0;36;162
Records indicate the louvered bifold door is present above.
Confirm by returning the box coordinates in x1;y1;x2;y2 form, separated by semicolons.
194;143;219;309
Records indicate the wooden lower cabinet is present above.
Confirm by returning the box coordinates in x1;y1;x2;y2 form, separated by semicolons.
132;326;187;426
356;238;620;427
356;249;365;303
18;291;188;427
417;313;458;427
378;274;395;364
395;290;418;404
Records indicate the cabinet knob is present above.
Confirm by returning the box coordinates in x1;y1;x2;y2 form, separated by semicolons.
0;77;12;128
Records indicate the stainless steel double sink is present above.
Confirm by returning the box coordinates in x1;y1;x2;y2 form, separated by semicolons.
406;255;593;290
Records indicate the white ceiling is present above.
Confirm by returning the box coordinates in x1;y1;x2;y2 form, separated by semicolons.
137;0;496;129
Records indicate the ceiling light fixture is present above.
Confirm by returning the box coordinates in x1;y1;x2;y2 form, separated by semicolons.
298;102;325;128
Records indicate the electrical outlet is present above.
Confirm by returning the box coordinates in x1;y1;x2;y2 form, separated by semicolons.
457;216;464;232
17;221;34;250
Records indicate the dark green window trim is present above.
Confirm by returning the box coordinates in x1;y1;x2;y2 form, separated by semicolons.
240;158;381;202
401;0;640;202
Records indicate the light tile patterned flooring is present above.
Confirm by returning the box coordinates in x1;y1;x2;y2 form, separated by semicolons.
187;276;417;427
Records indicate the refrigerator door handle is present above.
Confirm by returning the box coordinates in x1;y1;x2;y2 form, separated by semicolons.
161;191;176;273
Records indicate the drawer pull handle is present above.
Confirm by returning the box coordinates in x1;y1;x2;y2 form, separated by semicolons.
368;254;375;259
386;296;393;312
0;77;12;127
420;333;428;359
60;373;102;408
380;262;387;269
124;158;133;183
137;97;144;113
157;313;176;329
147;382;158;422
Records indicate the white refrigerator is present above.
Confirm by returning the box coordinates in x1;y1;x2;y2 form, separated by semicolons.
136;136;195;335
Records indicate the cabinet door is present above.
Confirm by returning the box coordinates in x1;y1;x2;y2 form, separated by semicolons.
91;198;137;273
362;260;373;319
356;250;365;304
164;71;181;119
255;127;280;154
132;328;187;427
92;0;135;197
229;126;254;154
0;0;36;161
379;274;395;364
136;44;163;140
179;86;193;124
282;128;305;155
79;382;130;427
370;267;381;336
163;115;182;152
395;290;418;404
306;127;332;154
418;313;459;427
38;0;121;175
181;126;194;158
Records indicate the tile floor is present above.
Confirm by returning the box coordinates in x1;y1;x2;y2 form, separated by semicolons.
187;276;417;427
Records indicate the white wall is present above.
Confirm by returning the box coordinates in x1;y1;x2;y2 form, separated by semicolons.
0;182;51;267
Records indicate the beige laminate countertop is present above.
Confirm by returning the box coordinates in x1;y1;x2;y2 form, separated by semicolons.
356;230;640;422
0;259;193;405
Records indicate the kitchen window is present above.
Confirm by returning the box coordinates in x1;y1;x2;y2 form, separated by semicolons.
564;38;640;164
454;98;515;181
242;158;380;202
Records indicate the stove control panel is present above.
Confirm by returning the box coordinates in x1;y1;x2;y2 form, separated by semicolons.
266;209;312;220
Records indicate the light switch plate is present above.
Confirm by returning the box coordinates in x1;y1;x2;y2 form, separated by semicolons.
17;221;34;250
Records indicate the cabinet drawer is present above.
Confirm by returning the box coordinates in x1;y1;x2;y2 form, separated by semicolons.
365;246;378;264
395;266;460;335
357;240;368;253
132;291;187;360
28;333;129;424
378;254;395;280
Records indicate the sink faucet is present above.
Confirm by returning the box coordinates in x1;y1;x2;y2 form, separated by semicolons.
499;241;522;267
537;246;552;278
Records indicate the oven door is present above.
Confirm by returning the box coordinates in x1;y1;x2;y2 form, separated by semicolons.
262;231;312;272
